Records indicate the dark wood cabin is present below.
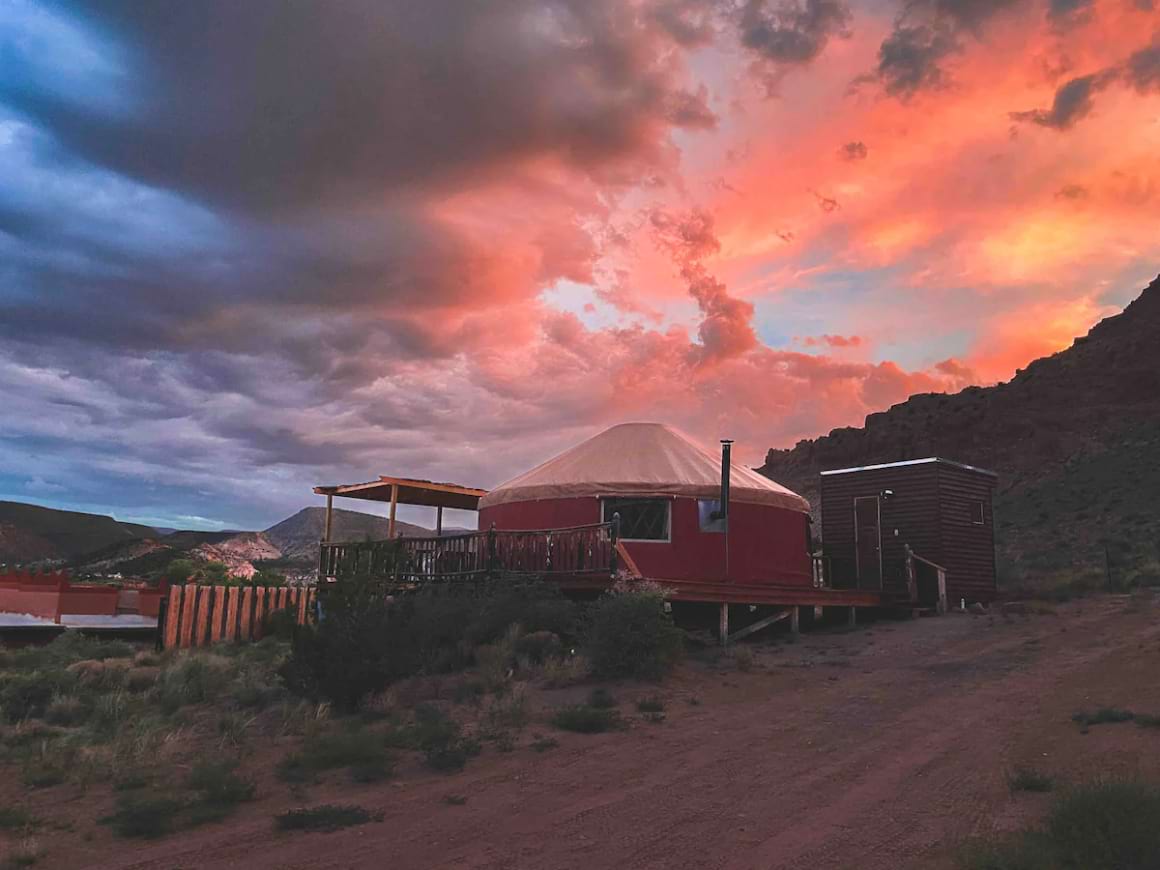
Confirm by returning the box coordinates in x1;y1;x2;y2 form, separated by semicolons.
818;458;998;604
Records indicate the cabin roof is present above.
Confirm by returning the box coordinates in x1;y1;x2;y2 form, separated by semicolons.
819;457;998;478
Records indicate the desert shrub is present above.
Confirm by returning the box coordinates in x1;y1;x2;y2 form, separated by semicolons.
0;672;74;723
152;656;231;715
277;728;393;784
462;581;578;647
551;705;624;734
42;694;89;727
483;685;530;734
275;804;382;833
451;680;486;705
1072;707;1135;728
1007;767;1053;793
1135;714;1160;729
585;582;682;680
261;607;298;641
516;631;563;664
0;807;37;832
636;696;665;713
540;654;589;687
531;735;559;752
100;794;183;839
731;646;755;672
587;688;617;709
3;837;43;868
475;625;521;690
185;760;256;825
959;780;1160;870
411;704;480;772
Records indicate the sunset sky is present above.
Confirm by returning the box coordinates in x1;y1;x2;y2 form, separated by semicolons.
1;0;1157;531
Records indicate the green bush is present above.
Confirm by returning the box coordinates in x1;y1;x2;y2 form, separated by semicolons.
279;573;397;712
1072;707;1135;728
1007;767;1053;793
636;696;665;713
959;780;1160;870
100;794;183;839
261;607;298;641
275;804;382;833
277;729;394;784
587;688;617;709
585;582;682;680
0;671;74;723
185;760;256;825
551;705;624;734
412;705;480;772
515;631;564;664
151;656;230;715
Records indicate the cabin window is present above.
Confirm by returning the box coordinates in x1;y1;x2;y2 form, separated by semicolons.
697;499;726;533
602;498;670;541
969;501;985;525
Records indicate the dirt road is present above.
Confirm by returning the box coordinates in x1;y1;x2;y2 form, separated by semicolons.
85;596;1160;870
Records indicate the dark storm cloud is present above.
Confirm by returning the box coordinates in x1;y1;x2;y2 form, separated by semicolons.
1010;38;1159;131
1047;0;1094;23
862;0;1020;98
1009;72;1115;128
11;0;715;216
0;0;723;527
739;0;852;65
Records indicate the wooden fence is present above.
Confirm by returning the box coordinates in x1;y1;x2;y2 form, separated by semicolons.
161;584;316;649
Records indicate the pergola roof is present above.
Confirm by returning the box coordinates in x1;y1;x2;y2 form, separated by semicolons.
313;476;487;511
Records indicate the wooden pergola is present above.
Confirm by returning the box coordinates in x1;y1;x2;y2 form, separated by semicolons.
313;476;488;541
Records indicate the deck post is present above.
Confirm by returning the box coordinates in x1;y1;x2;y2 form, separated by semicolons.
388;483;399;539
719;603;729;646
848;606;857;628
937;568;948;615
791;605;800;635
436;505;443;537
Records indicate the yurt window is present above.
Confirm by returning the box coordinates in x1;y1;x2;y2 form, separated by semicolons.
602;498;670;541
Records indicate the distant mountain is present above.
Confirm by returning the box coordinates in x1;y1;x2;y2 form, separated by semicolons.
758;275;1160;592
0;500;154;564
264;507;430;560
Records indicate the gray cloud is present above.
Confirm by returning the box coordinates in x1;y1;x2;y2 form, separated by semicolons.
863;0;1020;98
1009;72;1116;128
738;0;853;88
839;140;869;160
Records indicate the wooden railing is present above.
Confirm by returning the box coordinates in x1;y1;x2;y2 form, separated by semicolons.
905;545;948;613
318;520;620;587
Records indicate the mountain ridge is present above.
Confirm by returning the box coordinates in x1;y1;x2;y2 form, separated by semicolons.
758;274;1160;590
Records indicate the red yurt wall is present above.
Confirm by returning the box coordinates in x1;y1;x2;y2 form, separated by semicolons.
479;496;811;590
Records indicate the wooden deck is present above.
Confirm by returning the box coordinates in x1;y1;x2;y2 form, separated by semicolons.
318;523;895;611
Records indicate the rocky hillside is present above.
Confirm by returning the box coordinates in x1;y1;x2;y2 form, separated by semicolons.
264;507;430;561
759;274;1160;592
0;501;155;564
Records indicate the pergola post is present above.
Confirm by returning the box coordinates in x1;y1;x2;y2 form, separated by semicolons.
388;483;399;539
323;493;334;543
436;505;443;537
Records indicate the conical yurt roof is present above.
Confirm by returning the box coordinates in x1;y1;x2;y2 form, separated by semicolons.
480;422;809;513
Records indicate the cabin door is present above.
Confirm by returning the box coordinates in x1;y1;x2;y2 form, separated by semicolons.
854;496;882;589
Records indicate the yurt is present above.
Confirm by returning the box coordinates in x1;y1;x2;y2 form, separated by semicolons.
478;422;813;596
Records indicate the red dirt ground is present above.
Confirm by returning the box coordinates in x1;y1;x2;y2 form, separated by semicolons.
22;594;1160;869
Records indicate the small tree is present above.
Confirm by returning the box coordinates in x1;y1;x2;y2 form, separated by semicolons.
166;558;197;584
585;581;682;680
279;572;394;712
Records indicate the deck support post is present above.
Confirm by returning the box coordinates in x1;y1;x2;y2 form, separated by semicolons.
388;483;399;539
719;603;729;646
791;606;800;635
936;568;948;615
323;493;333;543
436;505;443;538
848;606;857;628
